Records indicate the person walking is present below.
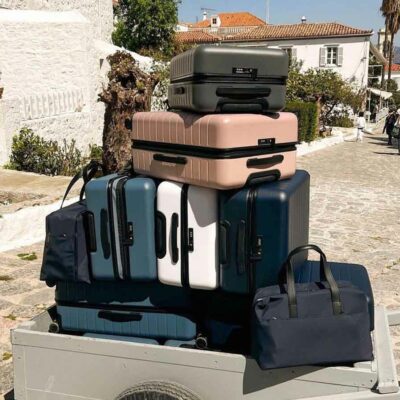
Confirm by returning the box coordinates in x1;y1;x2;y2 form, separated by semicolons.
383;109;397;145
356;112;366;142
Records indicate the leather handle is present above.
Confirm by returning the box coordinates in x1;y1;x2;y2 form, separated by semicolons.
216;87;271;99
284;245;343;318
247;155;284;168
171;213;179;264
237;220;247;275
100;209;111;259
153;154;187;165
98;310;142;323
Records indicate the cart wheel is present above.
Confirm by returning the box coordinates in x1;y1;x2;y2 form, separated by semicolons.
115;381;201;400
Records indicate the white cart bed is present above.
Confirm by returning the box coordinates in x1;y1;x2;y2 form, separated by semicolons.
11;306;400;400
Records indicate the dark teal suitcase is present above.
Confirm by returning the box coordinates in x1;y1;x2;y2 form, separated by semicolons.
295;260;375;330
219;170;310;294
55;281;197;340
85;175;157;281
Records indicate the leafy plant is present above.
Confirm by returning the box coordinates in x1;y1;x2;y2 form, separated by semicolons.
2;352;12;361
287;65;364;125
88;144;103;163
17;252;37;261
7;128;102;176
286;102;319;143
151;62;170;111
113;0;181;57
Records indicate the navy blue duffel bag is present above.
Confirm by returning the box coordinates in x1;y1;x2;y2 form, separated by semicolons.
252;245;373;370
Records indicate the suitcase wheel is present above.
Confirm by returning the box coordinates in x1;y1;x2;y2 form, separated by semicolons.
115;381;201;400
48;321;60;334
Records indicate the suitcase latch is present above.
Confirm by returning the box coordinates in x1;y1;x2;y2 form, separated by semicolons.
258;138;275;147
125;223;134;246
188;228;194;252
251;236;263;261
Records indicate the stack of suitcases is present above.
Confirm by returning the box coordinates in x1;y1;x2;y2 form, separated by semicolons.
44;46;375;355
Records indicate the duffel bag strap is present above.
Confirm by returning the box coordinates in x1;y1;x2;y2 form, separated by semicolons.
283;245;343;318
61;160;105;209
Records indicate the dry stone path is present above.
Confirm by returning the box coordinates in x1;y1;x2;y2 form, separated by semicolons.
298;133;400;374
0;133;399;395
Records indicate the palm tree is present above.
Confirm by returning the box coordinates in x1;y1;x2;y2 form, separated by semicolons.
381;0;397;58
381;0;400;83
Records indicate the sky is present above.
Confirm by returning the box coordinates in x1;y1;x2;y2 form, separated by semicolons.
178;0;393;45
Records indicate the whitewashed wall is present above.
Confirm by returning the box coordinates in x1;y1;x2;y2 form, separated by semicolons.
234;36;371;89
0;0;113;42
0;9;100;163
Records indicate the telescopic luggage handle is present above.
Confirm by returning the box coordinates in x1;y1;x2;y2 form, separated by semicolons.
282;245;343;318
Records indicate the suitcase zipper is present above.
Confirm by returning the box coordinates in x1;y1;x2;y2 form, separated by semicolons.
171;74;287;85
116;178;133;280
56;300;193;317
133;141;297;160
107;177;123;280
181;185;190;288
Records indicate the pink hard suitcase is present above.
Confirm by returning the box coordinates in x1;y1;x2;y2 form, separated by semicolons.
132;112;298;190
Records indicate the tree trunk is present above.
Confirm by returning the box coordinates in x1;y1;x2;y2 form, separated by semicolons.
388;32;395;82
384;20;390;58
99;51;159;174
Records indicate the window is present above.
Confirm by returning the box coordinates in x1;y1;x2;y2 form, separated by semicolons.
212;18;218;25
326;46;338;66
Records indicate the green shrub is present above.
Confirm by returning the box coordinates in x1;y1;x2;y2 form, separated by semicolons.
88;144;103;163
285;102;319;143
327;113;354;128
6;128;91;176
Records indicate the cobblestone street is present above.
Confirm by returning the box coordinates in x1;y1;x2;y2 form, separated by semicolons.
0;133;400;395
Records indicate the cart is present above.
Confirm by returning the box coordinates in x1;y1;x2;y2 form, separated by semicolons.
10;305;400;400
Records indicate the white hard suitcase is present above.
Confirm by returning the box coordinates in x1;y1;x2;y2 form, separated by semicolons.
157;181;219;290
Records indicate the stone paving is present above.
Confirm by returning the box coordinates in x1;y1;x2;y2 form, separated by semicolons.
0;133;400;395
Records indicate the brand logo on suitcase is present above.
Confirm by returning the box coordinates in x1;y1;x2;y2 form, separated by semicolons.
232;67;258;79
258;138;275;147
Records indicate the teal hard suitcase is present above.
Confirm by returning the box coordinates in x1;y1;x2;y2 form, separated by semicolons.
85;175;157;281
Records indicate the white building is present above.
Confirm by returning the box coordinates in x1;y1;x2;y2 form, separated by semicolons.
0;0;152;164
176;15;373;90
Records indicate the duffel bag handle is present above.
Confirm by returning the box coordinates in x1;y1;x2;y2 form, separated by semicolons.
283;245;343;318
60;160;105;209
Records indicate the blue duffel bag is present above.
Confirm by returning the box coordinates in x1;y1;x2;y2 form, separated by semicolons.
252;245;373;370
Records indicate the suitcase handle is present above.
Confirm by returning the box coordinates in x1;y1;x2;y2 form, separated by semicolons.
98;310;143;323
219;221;231;267
237;220;247;275
216;87;271;99
153;154;188;165
156;211;167;259
171;213;179;264
247;155;284;168
100;209;111;259
246;170;281;186
85;212;97;252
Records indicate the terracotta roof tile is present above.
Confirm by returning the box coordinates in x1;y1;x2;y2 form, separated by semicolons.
229;22;373;41
192;12;266;28
385;63;400;71
175;31;220;44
